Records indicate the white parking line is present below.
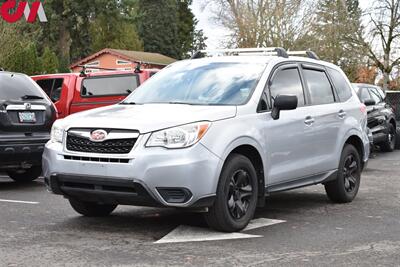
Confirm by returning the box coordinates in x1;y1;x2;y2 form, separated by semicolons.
154;218;286;244
0;199;39;205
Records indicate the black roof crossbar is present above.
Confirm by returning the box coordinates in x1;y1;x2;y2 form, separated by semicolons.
191;47;289;59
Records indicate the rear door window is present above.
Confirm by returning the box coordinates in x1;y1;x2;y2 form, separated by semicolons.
0;73;47;100
81;75;139;97
36;78;64;102
303;68;335;105
270;67;305;107
327;68;353;102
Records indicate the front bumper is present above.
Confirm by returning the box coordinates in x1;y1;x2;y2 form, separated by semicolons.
43;138;222;208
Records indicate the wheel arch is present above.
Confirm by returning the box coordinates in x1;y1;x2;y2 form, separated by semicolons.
224;143;266;207
344;135;365;169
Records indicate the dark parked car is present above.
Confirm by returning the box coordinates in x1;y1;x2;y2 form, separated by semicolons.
353;83;397;152
0;71;56;182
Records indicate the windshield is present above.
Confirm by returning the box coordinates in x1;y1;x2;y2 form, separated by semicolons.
123;61;266;105
0;73;47;101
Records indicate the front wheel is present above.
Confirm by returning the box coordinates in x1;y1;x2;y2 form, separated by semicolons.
204;154;258;232
69;199;117;217
7;166;42;183
325;144;361;203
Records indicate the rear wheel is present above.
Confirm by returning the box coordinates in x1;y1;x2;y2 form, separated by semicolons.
325;144;361;203
69;199;117;217
380;123;396;152
7;166;42;183
204;154;258;232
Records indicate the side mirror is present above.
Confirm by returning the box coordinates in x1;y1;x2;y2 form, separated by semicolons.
271;95;298;120
364;99;376;106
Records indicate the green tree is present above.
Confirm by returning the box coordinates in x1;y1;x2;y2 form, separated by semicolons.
90;0;143;52
191;29;208;55
177;0;196;58
307;0;365;81
41;47;59;74
137;0;180;59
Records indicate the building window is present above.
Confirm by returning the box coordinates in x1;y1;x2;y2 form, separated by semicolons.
116;59;131;65
84;69;100;74
117;68;132;71
85;61;100;67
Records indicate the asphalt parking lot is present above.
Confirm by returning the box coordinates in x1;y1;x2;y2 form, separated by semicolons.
1;151;400;267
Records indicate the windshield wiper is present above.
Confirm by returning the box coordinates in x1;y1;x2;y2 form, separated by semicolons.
21;95;44;100
120;102;137;105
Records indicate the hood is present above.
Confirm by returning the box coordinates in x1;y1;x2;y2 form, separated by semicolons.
63;104;237;133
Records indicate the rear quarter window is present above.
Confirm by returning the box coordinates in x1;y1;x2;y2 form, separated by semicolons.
327;68;353;102
81;75;139;97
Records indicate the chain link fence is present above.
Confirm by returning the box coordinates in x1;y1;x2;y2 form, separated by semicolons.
386;91;400;121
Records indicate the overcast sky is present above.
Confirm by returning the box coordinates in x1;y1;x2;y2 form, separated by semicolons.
191;0;373;49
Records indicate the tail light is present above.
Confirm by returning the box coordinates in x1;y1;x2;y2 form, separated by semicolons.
360;103;367;115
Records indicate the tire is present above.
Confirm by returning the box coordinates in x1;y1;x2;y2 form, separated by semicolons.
69;199;117;217
380;123;396;152
325;144;361;203
394;127;400;149
6;166;42;183
204;154;258;232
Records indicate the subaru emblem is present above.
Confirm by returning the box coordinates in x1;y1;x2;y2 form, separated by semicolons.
90;129;108;142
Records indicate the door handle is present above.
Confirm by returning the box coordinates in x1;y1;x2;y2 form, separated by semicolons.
304;116;315;126
338;110;347;119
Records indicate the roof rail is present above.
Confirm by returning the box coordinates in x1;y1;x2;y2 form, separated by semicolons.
287;50;319;60
191;47;289;59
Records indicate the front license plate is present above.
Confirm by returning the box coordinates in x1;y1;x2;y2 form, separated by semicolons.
18;112;36;123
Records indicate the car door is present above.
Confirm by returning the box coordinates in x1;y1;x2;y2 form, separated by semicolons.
264;64;322;185
300;65;343;173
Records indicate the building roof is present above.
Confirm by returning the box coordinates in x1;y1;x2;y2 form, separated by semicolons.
70;48;176;69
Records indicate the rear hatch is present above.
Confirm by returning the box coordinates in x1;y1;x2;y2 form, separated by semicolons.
0;72;56;134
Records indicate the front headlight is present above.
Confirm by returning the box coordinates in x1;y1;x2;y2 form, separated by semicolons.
50;120;65;143
146;122;211;149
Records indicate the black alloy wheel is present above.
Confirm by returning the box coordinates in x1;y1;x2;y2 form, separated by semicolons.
343;154;358;193
227;169;254;220
325;144;361;203
204;154;258;232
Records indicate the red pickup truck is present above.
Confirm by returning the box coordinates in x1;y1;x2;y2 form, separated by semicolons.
32;69;157;118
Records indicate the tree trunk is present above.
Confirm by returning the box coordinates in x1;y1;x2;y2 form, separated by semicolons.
58;20;72;68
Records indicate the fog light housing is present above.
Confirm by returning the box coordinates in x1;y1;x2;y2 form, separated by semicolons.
157;188;192;204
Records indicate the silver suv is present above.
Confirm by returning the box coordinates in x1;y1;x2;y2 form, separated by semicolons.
43;48;370;232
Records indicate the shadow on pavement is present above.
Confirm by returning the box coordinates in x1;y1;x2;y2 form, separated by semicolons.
0;178;44;191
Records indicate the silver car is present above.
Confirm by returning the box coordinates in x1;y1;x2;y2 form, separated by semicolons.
43;48;370;232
